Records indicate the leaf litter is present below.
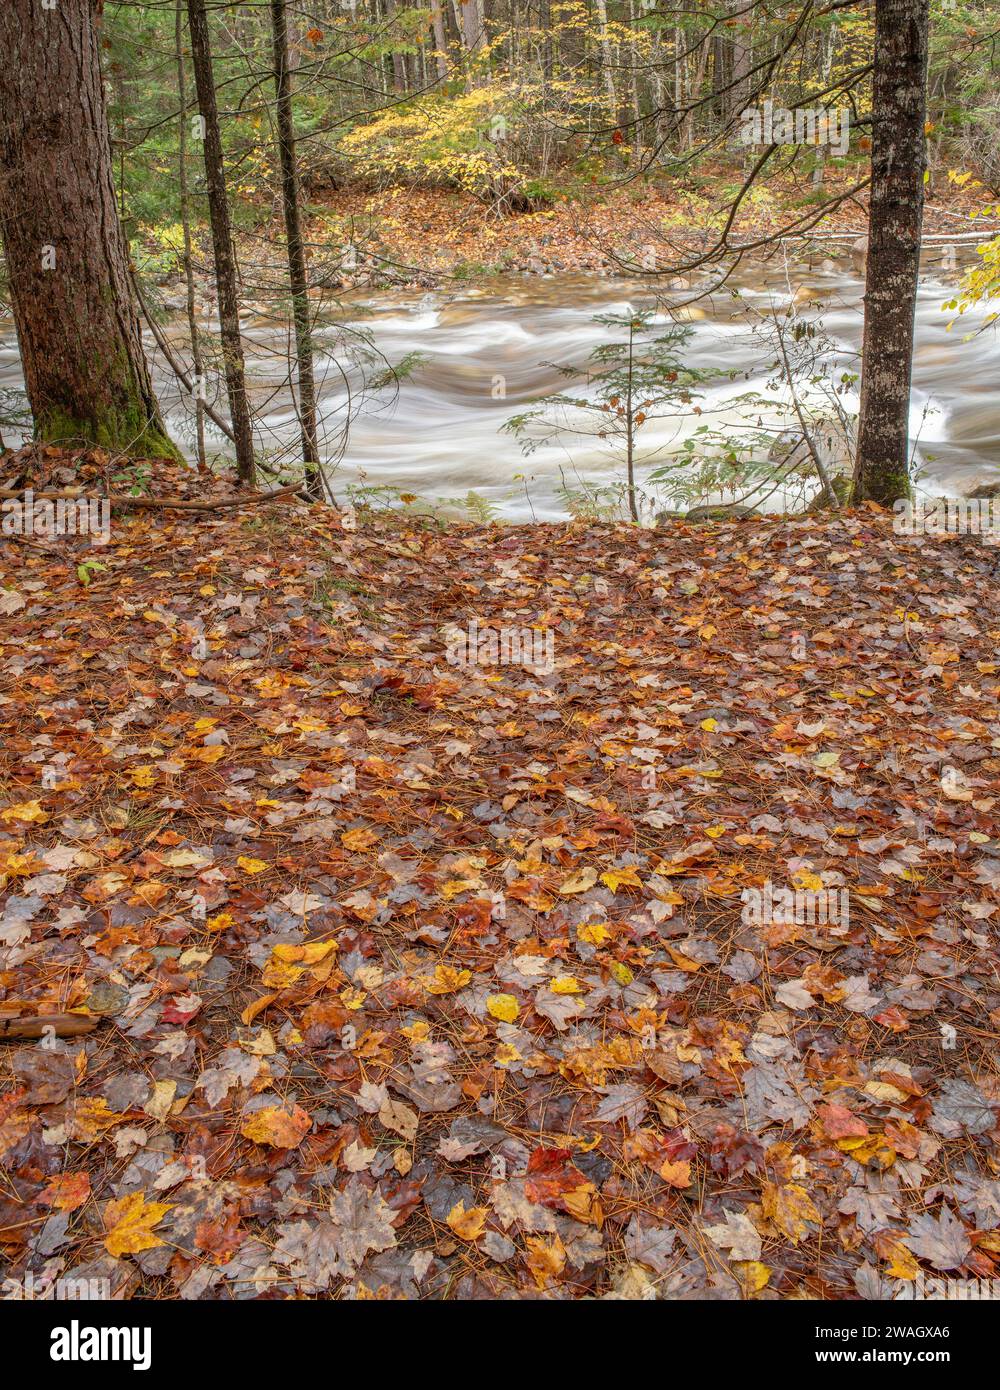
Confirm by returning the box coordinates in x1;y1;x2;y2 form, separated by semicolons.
2;454;1000;1299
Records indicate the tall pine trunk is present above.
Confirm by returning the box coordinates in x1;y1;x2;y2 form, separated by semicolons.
176;0;207;471
187;0;256;485
270;0;322;499
853;0;930;505
0;0;177;458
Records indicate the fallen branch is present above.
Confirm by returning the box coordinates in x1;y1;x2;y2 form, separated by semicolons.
0;1013;99;1040
0;481;304;512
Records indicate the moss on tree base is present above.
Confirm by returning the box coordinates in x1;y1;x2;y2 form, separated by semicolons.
37;404;184;464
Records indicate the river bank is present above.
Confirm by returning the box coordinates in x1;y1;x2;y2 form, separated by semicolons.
290;176;991;287
144;177;991;304
2;456;1000;1298
3;190;998;523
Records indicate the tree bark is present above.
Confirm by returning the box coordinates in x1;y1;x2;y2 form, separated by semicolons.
176;0;207;471
187;0;256;485
593;0;618;119
853;0;930;506
730;2;751;122
430;0;449;79
270;0;322;500
462;0;485;54
385;0;409;93
0;0;178;458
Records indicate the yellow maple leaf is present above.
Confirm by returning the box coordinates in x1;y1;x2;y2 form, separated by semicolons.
550;975;583;994
341;827;379;852
293;716;327;734
562;1183;603;1226
486;993;519;1022
261;958;304;989
2;852;42;876
734;1260;771;1293
103;1192;172;1257
271;941;337;965
440;878;480;899
65;1097;120;1141
525;1234;567;1289
424;963;472;994
879;1234;919;1280
188;745;226;765
494;1042;521;1067
237;856;268;875
0;800;49;825
761;1181;822;1243
600;866;642;891
255;673;291;696
240;1104;311;1149
240;992;278;1025
447;1200;488;1241
559;866;598;895
659;1158;692;1187
576;921;612;945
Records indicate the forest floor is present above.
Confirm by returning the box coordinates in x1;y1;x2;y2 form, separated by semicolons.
290;173;989;286
2;449;1000;1300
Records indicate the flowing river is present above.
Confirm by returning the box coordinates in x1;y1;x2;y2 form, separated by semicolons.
2;250;998;520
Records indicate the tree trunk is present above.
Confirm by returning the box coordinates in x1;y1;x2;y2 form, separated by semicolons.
853;0;930;506
270;0;322;500
812;24;835;187
462;0;485;54
625;319;638;523
593;0;618;119
682;34;710;151
730;1;751;121
385;0;409;93
176;0;207;471
0;0;178;458
187;0;256;485
430;0;449;79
